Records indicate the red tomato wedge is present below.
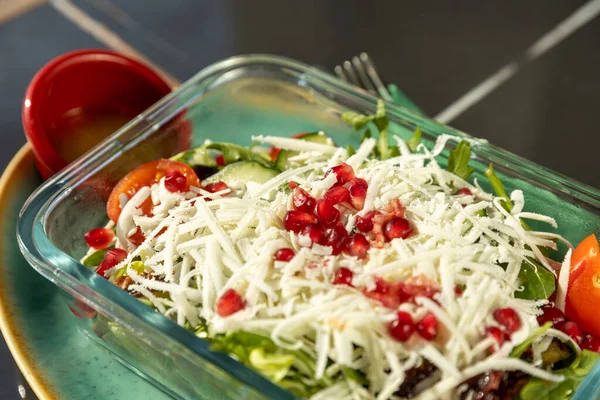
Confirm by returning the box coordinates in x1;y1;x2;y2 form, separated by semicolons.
565;234;600;337
269;132;311;161
107;159;200;223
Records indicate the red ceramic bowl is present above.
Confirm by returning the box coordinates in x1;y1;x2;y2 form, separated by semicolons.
22;49;172;179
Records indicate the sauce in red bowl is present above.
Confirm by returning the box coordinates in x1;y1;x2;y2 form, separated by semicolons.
22;49;172;179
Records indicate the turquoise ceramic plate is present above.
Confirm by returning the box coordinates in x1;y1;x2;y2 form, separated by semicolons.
0;145;171;400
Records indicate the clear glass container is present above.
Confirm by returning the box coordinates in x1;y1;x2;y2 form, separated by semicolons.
17;54;600;399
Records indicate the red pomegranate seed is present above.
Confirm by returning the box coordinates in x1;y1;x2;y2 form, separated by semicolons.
537;306;566;327
582;335;600;353
333;267;354;286
284;210;317;233
558;321;584;346
324;223;349;255
128;226;146;246
216;289;245;317
288;181;298;189
350;177;368;189
416;313;439;341
324;186;351;204
84;227;114;249
293;187;316;213
95;248;128;278
349;184;367;210
325;163;355;186
345;233;370;259
486;326;507;352
215;154;225;166
457;187;472;196
384;217;412;241
205;181;231;195
493;308;521;335
454;285;464;297
363;278;404;309
315;199;340;228
301;223;325;245
389;311;415;342
273;248;295;262
164;170;187;192
356;211;378;232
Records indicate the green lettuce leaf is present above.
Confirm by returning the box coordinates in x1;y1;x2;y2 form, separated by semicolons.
511;322;553;358
82;247;110;268
519;350;599;400
447;141;475;180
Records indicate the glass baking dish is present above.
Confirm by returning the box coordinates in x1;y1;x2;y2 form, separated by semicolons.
17;54;600;399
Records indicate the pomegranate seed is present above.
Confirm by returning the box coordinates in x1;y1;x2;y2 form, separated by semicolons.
356;211;378;232
457;187;472;196
216;289;245;317
324;223;349;255
349;184;367;210
350;177;368;189
84;227;114;249
315;199;340;228
325;163;355;186
363;278;404;309
558;321;584;346
324;186;351;204
345;233;370;259
215;154;225;166
95;248;128;278
384;217;412;241
493;308;521;335
128;226;146;246
454;285;464;296
284;210;317;233
301;223;325;245
389;311;415;342
486;326;507;352
416;313;439;341
273;248;295;262
164;170;187;192
205;181;231;195
537;306;566;327
288;181;298;190
582;335;600;353
293;187;316;213
400;283;439;303
333;267;354;286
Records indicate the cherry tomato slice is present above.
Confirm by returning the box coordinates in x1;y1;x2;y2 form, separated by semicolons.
107;159;200;223
565;234;600;337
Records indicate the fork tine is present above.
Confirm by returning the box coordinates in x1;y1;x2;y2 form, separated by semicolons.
334;65;348;82
351;56;377;94
360;53;393;101
342;61;361;86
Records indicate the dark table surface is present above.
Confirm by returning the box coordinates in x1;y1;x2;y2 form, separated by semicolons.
1;0;600;398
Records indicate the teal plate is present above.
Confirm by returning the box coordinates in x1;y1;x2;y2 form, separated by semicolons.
0;145;171;400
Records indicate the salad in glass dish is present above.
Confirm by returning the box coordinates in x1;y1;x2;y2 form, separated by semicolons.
81;101;600;400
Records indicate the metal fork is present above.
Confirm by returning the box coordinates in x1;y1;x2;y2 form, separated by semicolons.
334;53;394;101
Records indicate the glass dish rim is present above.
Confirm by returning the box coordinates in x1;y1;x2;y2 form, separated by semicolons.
16;53;600;399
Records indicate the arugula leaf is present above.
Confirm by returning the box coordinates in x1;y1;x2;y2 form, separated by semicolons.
515;258;556;300
511;322;553;358
407;126;422;152
341;112;376;130
341;100;396;160
447;141;475;180
346;144;356;157
82;247;111;268
519;350;599;400
484;163;512;211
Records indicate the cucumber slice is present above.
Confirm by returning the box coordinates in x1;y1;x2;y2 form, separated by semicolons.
274;132;333;171
203;161;280;186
